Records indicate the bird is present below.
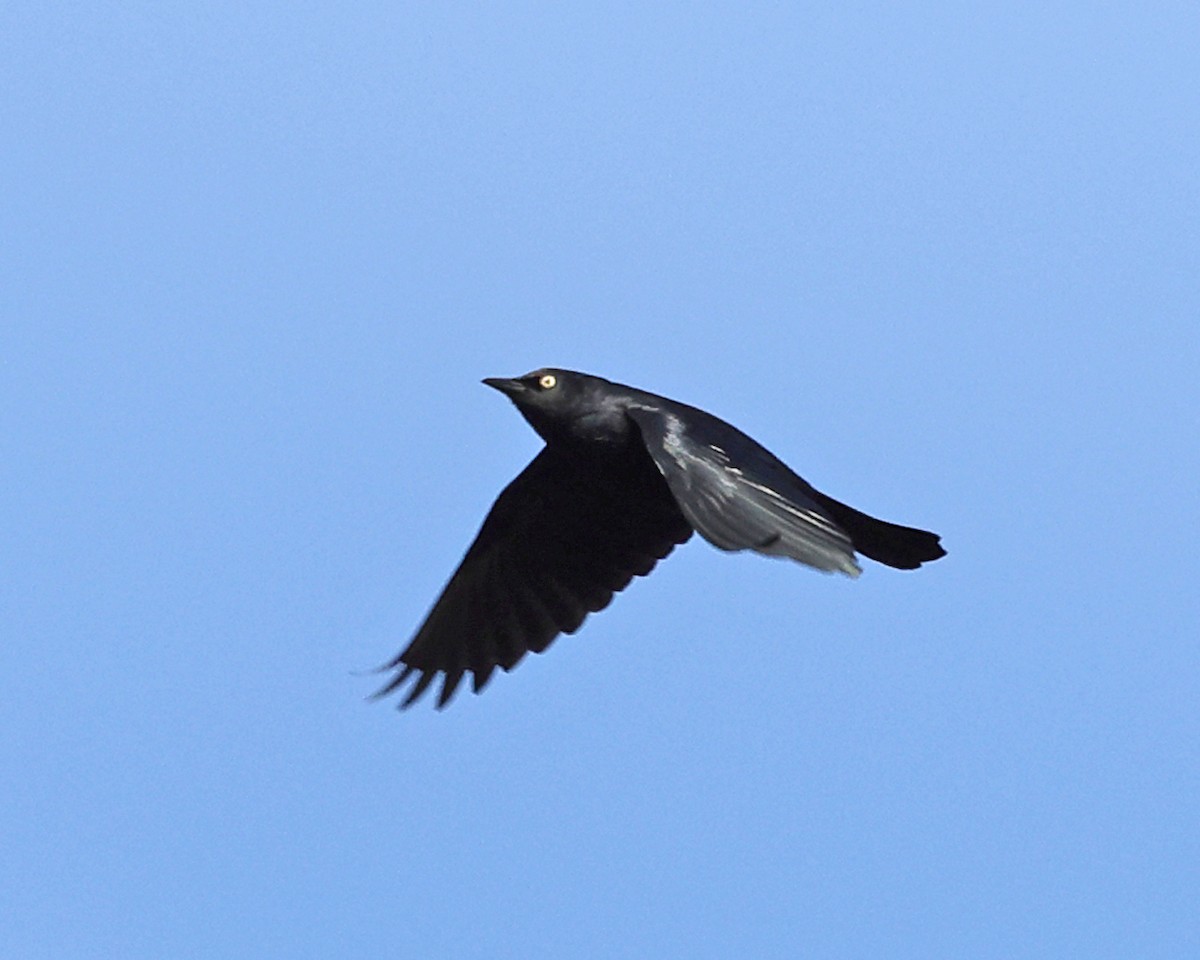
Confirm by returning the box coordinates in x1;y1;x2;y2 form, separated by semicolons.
375;368;945;709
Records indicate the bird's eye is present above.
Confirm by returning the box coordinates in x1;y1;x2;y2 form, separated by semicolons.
538;374;557;390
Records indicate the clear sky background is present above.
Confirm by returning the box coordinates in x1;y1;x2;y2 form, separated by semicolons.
3;3;1198;958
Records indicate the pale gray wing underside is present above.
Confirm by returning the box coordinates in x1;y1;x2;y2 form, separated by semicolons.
627;406;862;577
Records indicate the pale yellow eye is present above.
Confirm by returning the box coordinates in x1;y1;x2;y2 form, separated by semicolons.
538;374;557;390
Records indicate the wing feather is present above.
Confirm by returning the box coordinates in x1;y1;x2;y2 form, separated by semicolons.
376;444;692;707
627;406;862;577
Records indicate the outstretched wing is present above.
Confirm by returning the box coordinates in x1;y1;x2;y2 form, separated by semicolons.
627;405;862;577
376;444;692;708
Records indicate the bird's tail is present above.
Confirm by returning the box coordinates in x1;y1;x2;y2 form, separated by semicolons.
810;491;946;570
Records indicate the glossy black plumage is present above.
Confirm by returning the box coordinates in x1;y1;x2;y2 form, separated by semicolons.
375;368;945;708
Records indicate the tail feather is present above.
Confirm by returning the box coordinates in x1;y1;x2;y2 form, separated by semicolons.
811;492;946;570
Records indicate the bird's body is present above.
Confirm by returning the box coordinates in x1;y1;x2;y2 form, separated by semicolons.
376;369;945;708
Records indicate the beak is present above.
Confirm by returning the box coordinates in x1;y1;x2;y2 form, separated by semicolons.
482;377;525;397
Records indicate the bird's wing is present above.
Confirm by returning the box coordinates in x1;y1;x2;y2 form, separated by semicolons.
375;445;692;708
627;405;862;577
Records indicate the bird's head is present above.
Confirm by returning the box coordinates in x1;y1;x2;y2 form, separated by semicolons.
483;368;624;445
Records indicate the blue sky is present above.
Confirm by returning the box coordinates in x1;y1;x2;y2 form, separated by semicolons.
3;2;1198;957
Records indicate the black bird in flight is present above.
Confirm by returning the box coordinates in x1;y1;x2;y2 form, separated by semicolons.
377;369;945;708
